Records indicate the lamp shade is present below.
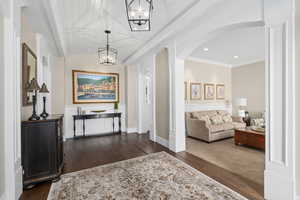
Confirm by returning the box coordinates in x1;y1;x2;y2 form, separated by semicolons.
236;98;247;106
27;78;40;92
39;83;50;93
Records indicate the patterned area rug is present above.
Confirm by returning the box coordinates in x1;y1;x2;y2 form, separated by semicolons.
48;152;247;200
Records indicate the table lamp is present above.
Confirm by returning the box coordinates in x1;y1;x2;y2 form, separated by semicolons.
39;83;50;119
27;78;41;120
236;98;247;117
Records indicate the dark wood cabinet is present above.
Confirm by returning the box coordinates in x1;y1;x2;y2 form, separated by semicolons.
21;115;64;189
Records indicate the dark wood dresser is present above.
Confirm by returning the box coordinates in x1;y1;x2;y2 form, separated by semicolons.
21;115;64;189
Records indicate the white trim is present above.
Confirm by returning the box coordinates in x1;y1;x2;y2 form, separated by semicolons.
186;57;232;68
156;136;169;148
126;128;138;133
231;59;265;68
0;193;5;200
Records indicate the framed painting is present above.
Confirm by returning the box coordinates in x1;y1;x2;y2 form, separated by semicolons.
204;83;215;100
216;84;225;100
190;82;202;100
22;43;37;106
72;70;119;104
184;82;187;100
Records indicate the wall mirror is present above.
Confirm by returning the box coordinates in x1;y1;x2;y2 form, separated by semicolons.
22;43;37;106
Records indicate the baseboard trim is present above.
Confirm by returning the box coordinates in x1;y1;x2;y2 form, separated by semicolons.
264;169;294;200
127;128;138;133
0;193;5;200
156;136;169;148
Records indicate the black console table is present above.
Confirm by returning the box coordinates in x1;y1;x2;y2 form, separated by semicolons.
73;112;122;138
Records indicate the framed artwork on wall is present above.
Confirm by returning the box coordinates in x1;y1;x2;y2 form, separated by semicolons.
72;70;119;104
184;82;187;100
22;43;37;106
190;82;202;100
204;83;215;100
216;84;225;100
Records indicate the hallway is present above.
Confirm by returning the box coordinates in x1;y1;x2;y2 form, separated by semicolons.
21;133;263;200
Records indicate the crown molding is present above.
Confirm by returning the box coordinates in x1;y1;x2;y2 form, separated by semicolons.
231;59;265;68
186;57;232;68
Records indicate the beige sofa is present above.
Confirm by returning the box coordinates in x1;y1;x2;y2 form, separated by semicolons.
186;110;246;142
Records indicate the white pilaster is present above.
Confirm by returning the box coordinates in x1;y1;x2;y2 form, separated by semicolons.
168;43;186;152
3;0;23;199
264;0;296;199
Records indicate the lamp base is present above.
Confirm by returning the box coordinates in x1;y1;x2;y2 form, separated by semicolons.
40;112;49;119
238;110;246;117
29;113;40;121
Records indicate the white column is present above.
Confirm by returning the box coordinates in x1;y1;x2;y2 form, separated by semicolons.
168;43;186;152
264;0;296;199
3;0;23;199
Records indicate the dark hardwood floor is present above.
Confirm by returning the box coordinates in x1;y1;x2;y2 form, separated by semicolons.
20;133;264;200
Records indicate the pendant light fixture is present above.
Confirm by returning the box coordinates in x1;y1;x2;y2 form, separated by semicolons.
98;30;118;65
125;0;153;31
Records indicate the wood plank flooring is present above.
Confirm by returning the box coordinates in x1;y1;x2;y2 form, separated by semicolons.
20;133;264;200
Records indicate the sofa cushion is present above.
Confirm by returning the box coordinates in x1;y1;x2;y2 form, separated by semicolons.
198;115;211;125
232;122;246;129
209;124;225;133
217;110;229;116
223;114;233;123
192;111;217;118
210;115;223;125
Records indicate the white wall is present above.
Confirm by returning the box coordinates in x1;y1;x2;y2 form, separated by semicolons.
232;61;265;114
155;48;170;141
184;59;232;113
64;54;126;139
0;13;5;199
50;56;65;114
295;0;300;196
125;65;138;132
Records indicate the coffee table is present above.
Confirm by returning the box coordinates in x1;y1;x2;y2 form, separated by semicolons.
234;127;265;150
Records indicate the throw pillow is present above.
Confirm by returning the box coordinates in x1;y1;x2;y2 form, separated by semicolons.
223;114;233;123
210;115;223;125
198;115;211;125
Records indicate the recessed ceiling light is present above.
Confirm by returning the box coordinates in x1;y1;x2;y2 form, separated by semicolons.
203;48;209;52
233;55;239;59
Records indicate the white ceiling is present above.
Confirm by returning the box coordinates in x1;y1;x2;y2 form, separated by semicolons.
190;26;265;66
59;0;197;61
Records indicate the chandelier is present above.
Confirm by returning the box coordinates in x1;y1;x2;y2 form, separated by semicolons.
98;30;118;65
125;0;153;31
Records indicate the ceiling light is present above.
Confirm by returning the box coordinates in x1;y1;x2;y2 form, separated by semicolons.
98;30;118;65
203;48;209;52
233;55;239;59
125;0;153;32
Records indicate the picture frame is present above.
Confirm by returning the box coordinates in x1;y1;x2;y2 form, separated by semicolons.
72;70;119;104
22;43;37;106
216;84;225;100
184;82;188;100
204;83;215;100
190;82;202;100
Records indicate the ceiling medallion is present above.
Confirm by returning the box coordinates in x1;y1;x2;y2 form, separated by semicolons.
125;0;153;32
98;30;118;65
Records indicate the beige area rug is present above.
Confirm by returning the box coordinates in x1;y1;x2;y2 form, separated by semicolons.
48;152;247;200
186;137;264;185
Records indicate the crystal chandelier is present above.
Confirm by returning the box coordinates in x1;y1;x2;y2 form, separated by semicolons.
98;30;118;65
125;0;153;31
